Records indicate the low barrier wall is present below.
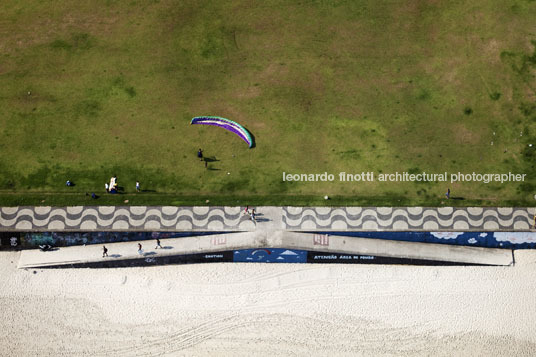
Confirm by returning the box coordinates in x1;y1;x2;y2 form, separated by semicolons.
0;231;225;249
3;230;535;250
316;231;536;249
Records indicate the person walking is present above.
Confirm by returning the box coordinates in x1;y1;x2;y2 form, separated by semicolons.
197;148;203;161
137;243;143;255
250;208;256;223
155;238;162;249
102;245;108;258
136;181;140;192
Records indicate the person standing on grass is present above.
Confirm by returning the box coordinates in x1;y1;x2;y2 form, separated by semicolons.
445;188;450;199
197;148;203;161
102;246;108;258
105;183;109;192
155;238;162;249
136;181;140;192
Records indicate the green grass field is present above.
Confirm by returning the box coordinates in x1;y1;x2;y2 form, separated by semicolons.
1;0;535;206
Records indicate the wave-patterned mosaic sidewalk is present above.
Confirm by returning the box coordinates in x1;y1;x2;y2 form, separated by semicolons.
0;206;255;231
283;207;536;231
1;206;535;231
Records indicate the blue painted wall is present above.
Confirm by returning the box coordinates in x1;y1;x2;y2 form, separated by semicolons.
233;248;307;263
6;231;536;250
319;231;536;249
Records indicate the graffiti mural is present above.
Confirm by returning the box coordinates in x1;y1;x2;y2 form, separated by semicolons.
233;248;307;263
19;231;225;248
0;232;21;249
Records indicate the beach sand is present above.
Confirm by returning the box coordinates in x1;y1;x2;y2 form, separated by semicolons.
1;250;535;356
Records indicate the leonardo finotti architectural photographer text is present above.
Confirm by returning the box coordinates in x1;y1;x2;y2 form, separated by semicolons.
282;172;527;184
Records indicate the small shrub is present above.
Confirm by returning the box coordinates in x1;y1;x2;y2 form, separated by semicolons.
71;33;92;50
50;39;72;50
519;102;536;117
125;86;136;97
489;92;501;100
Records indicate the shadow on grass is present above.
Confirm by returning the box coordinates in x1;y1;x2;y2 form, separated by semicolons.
245;126;256;149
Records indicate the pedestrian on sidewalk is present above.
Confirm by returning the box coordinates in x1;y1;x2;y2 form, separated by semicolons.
155;238;162;249
102;245;108;258
244;206;250;216
250;208;256;223
137;243;143;255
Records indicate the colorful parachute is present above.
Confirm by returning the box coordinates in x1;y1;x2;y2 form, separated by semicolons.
190;116;253;148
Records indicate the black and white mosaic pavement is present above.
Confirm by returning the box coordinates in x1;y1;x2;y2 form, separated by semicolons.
0;206;534;231
0;206;255;231
283;207;535;231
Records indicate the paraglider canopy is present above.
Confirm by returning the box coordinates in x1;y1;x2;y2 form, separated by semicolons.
191;116;253;148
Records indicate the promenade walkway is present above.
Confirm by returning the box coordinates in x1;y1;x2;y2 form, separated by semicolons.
4;206;532;268
17;231;514;269
1;206;534;231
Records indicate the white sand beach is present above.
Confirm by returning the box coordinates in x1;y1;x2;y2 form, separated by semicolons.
1;251;536;356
